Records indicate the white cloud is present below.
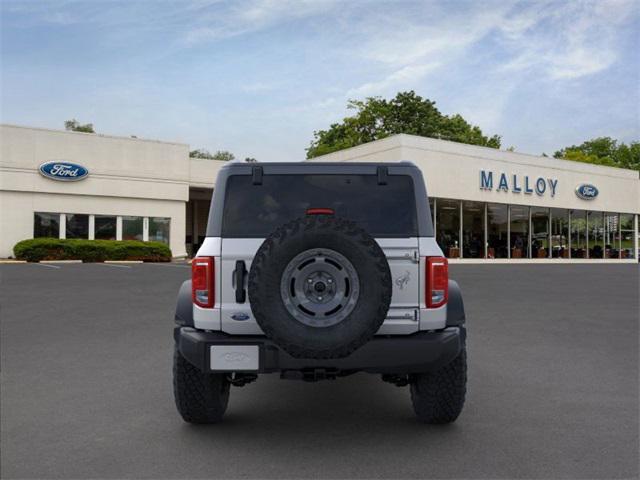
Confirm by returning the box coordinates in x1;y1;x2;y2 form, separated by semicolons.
359;6;512;67
338;4;514;111
345;0;637;103
499;0;637;79
183;0;341;44
347;63;440;97
241;81;278;93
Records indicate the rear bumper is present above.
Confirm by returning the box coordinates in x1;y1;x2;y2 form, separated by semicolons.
174;326;465;375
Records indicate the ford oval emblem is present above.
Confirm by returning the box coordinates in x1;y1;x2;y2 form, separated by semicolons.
231;312;250;321
575;184;598;200
39;161;89;182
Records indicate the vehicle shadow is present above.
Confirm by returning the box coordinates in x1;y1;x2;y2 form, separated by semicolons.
167;373;473;477
176;372;464;442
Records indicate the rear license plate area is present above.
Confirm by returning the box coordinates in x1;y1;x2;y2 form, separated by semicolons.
210;345;259;371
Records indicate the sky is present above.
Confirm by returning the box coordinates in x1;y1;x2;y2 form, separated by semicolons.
1;0;639;162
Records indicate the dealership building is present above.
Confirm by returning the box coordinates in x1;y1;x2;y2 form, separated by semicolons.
1;124;638;262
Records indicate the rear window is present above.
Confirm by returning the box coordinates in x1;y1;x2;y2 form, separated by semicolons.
222;174;418;237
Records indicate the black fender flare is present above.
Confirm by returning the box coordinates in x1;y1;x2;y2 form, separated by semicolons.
175;280;193;327
446;279;465;326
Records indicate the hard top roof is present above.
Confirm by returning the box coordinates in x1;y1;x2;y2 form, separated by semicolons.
218;161;418;175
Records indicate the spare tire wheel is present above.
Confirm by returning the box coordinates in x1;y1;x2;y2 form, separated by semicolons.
248;215;392;359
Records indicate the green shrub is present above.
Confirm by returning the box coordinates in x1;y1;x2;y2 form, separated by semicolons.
13;238;172;262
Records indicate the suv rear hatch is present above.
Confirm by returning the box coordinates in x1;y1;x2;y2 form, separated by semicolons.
218;171;421;335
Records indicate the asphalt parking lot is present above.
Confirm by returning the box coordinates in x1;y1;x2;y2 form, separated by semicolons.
1;262;638;479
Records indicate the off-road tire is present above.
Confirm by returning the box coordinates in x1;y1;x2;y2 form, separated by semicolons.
173;344;230;424
248;215;392;359
410;347;467;424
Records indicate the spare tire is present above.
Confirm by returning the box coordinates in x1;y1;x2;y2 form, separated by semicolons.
248;215;392;359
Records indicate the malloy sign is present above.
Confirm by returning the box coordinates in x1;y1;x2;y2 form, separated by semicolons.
480;170;558;197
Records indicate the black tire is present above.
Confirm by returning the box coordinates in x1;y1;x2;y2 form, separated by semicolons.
248;215;392;359
410;347;467;424
173;344;230;424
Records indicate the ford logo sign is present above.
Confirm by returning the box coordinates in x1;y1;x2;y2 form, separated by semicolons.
39;161;89;182
575;184;598;200
221;352;250;363
231;312;250;321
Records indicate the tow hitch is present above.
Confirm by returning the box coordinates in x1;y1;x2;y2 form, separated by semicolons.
280;368;341;382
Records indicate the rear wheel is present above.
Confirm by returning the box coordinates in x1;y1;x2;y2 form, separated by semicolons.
173;344;230;424
409;347;467;424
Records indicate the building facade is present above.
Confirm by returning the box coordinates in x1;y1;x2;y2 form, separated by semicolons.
313;134;639;262
0;124;225;258
1;126;638;261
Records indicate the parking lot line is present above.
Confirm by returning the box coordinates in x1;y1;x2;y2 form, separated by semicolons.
35;263;61;269
149;263;191;268
96;263;132;269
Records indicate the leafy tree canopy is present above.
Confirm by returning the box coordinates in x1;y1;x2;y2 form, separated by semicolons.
65;119;94;133
190;149;235;161
306;91;501;158
554;137;640;171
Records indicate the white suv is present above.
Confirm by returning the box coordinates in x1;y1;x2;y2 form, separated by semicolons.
173;162;467;424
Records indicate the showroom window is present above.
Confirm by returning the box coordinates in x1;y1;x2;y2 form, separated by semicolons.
31;212;176;245
462;201;485;259
66;214;89;239
487;203;508;259
34;212;60;238
603;213;619;259
531;207;550;259
122;216;143;241
436;199;460;258
571;210;587;258
551;209;570;258
426;202;635;262
95;215;117;240
149;217;170;244
588;211;604;258
510;205;529;259
620;214;635;259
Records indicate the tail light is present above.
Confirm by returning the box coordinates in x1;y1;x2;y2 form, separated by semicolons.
306;208;335;215
426;257;448;308
192;257;214;308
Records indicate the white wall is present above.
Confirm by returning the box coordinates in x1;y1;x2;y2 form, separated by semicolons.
0;124;191;257
312;134;640;215
189;157;226;189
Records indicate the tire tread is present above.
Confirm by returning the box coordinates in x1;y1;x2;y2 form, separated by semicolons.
173;345;230;424
248;215;391;359
410;348;467;424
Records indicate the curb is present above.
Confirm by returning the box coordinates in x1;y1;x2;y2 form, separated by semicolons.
104;260;144;264
448;258;638;264
40;260;82;264
0;259;27;264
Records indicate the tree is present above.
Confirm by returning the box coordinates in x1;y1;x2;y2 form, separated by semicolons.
306;91;501;158
554;137;640;171
244;157;257;162
64;119;94;133
212;150;235;161
189;149;236;161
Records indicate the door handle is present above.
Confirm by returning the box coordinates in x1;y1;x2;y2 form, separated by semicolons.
234;260;247;303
